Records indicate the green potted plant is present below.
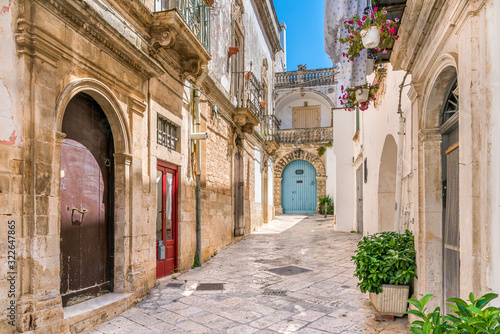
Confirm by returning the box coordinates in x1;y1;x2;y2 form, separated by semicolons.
407;293;500;333
318;195;334;215
351;230;417;316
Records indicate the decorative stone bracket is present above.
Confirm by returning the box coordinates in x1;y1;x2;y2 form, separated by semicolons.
233;108;260;134
150;11;211;78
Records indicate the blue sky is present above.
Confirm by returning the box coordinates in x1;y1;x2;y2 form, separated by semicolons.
274;0;333;71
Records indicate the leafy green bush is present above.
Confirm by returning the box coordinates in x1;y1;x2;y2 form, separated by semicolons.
351;230;416;293
318;195;334;215
408;293;500;333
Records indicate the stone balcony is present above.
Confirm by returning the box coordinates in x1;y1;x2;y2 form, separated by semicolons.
232;71;263;133
151;0;211;78
278;127;333;145
275;67;336;89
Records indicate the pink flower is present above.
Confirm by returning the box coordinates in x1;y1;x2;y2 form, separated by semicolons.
348;20;353;24
396;35;399;40
374;7;378;11
382;50;388;54
335;40;338;44
362;15;366;21
384;10;387;14
371;13;374;18
395;18;400;22
358;21;362;26
375;47;380;51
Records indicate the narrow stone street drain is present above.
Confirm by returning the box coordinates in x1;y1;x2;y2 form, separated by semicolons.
261;289;288;296
196;283;224;291
267;265;312;276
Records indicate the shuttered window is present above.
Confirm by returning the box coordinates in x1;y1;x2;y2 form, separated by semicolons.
292;105;320;128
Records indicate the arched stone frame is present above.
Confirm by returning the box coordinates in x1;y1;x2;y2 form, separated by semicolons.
275;89;335;110
416;54;458;308
273;150;327;214
55;78;133;295
378;134;397;232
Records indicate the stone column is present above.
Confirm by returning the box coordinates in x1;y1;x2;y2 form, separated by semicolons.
416;128;443;309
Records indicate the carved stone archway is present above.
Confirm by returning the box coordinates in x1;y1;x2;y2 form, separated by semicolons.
273;150;327;214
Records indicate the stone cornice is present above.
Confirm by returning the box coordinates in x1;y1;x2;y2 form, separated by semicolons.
29;0;164;79
250;0;282;56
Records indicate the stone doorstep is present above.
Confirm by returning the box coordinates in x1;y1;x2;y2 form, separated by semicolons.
63;293;133;332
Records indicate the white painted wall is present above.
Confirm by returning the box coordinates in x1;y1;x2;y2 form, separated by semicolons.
325;146;336;202
275;91;333;129
358;67;412;236
333;108;355;231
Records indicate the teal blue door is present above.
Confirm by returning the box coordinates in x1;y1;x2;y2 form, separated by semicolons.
282;160;317;214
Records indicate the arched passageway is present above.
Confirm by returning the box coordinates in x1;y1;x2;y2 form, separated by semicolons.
378;135;397;232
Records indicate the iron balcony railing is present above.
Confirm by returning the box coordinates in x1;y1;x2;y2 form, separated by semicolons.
278;127;333;144
233;71;263;118
275;67;336;88
262;114;281;143
154;0;211;53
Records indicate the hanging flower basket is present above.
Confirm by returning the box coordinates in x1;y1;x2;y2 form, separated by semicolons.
355;87;370;103
335;7;399;61
339;82;380;111
361;26;380;49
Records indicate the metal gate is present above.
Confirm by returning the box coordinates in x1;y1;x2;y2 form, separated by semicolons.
281;160;317;214
60;93;114;306
356;166;363;234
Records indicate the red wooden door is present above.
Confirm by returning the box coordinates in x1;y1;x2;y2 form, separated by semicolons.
60;94;113;306
156;160;178;278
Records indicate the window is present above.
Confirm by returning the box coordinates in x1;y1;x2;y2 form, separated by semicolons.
292;105;321;128
157;115;179;151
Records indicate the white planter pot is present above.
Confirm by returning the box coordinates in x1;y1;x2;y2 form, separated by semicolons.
361;26;381;49
369;284;410;317
355;88;369;103
366;58;375;75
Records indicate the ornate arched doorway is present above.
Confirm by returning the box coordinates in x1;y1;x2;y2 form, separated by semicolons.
281;160;317;214
274;150;327;214
60;93;114;306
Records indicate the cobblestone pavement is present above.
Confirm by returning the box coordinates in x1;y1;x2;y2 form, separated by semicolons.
93;215;408;333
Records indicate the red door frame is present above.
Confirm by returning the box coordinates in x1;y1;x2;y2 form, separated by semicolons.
156;160;178;279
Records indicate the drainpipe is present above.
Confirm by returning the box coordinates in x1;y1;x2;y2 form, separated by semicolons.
194;89;202;264
393;73;408;232
191;89;207;265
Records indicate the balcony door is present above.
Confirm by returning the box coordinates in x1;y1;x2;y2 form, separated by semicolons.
292;105;320;128
156;160;178;278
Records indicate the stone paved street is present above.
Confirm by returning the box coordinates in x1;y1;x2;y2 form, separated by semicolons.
92;215;408;333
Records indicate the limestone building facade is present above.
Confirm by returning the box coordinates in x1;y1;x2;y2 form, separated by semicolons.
0;0;284;332
326;0;500;310
273;66;336;215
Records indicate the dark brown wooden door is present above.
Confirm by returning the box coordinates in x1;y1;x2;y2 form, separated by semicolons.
156;160;178;278
60;94;114;306
234;152;244;236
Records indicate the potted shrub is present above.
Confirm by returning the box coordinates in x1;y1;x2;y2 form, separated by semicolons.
351;230;417;316
335;7;400;62
339;82;379;111
407;293;500;333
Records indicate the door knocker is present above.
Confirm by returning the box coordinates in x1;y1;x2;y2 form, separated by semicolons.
71;208;88;226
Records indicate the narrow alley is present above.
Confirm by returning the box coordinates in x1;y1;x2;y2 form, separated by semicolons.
92;215;407;333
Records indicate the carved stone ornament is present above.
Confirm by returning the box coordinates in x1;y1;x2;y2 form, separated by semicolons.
151;27;177;50
181;58;203;77
234;114;247;126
